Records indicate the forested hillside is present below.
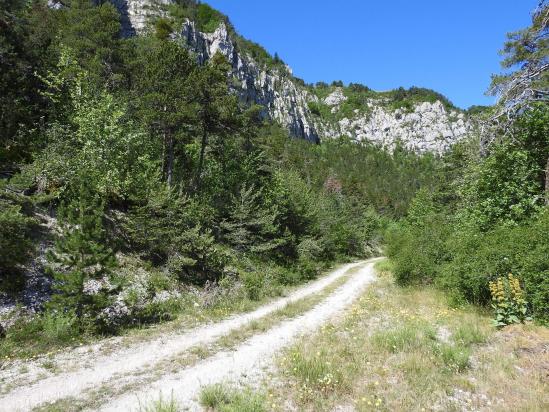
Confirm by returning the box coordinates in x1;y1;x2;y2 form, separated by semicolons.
0;0;547;366
0;0;444;353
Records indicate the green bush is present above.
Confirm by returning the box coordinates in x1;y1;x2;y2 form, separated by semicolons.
167;227;229;285
40;311;79;343
3;311;80;353
440;210;549;321
385;190;451;285
241;270;264;301
196;3;223;33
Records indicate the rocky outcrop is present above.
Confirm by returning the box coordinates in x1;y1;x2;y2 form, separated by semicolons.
318;94;469;154
179;20;320;142
108;0;170;37
176;20;471;151
108;0;472;152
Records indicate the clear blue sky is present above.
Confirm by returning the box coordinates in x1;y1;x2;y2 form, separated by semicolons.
206;0;538;109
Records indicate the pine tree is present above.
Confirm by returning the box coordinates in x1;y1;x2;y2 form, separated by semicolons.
191;52;240;191
131;37;196;188
47;182;117;327
220;185;281;253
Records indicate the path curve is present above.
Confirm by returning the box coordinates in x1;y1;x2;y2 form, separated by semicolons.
102;258;381;411
0;260;373;411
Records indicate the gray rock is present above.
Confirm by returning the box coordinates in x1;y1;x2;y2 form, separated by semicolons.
178;20;320;142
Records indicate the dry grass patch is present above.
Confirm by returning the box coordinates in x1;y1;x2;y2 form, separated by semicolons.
263;259;548;412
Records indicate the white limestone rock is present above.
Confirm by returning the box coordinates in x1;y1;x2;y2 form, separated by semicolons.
179;20;320;142
318;100;470;155
324;88;347;106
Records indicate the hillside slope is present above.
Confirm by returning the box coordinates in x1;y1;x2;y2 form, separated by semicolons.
108;0;472;153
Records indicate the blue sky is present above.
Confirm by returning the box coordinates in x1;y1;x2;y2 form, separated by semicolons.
206;0;538;109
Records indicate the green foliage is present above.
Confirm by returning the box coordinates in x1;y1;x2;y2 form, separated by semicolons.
435;343;471;372
129;37;195;188
385;86;457;111
47;183;118;332
308;83;457;121
220;185;282;254
0;311;80;356
0;0;55;169
386;105;549;324
459;143;542;230
154;18;173;40
166;226;229;285
58;0;124;88
241;270;264;301
0;194;36;292
489;274;531;327
196;2;223;33
139;393;179;412
199;384;266;412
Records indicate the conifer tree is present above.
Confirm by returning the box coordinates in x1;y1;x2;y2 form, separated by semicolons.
131;38;196;188
220;185;281;253
47;182;117;327
191;52;240;191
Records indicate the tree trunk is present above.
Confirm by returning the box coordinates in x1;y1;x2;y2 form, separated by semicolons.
195;128;207;191
166;130;174;188
545;155;549;206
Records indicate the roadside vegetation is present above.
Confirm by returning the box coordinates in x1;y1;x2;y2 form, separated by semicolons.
199;260;547;412
385;2;549;327
0;1;547;409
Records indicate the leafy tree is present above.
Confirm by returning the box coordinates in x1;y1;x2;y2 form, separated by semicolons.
31;66;158;202
459;142;542;230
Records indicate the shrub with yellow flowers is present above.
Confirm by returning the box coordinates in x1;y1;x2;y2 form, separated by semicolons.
489;273;531;327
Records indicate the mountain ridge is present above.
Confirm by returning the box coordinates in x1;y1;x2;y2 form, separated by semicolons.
106;0;473;152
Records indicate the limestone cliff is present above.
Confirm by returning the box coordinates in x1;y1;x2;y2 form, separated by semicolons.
178;20;320;142
109;0;472;152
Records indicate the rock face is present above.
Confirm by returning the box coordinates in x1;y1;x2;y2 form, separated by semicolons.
108;0;170;37
176;20;472;152
319;93;469;154
179;20;320;142
108;0;472;152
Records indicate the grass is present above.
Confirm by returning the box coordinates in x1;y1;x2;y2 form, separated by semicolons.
138;392;179;412
253;258;549;411
199;383;266;412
